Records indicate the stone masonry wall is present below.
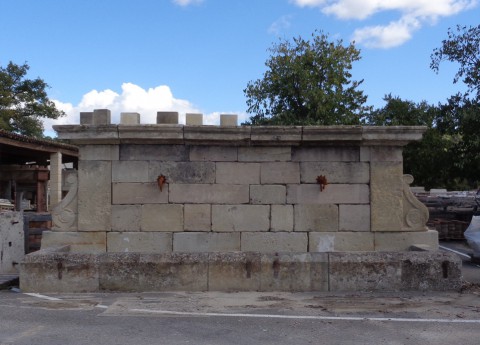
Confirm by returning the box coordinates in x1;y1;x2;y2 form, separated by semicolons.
45;109;437;254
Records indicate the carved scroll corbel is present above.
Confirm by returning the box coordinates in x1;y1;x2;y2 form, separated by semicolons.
52;171;78;231
402;174;429;231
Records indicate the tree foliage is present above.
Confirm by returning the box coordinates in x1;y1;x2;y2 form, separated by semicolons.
244;31;370;125
0;61;64;138
431;24;480;101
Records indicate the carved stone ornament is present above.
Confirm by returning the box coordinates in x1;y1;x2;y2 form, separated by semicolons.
402;174;429;231
52;171;78;231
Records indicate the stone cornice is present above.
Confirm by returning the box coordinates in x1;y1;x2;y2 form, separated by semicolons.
53;125;427;146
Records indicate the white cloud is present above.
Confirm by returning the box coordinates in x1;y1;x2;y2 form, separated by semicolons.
268;15;293;35
291;0;478;48
172;0;204;6
44;83;247;137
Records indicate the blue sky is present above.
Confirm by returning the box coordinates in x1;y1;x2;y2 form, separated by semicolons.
0;0;478;135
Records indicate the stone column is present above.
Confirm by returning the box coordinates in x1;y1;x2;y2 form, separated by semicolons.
49;152;63;209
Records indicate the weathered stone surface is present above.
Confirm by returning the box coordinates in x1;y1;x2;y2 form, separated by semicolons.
20;252;100;292
302;126;363;142
287;184;369;204
111;205;141;231
169;184;249;204
402;175;429;231
360;146;403;162
157;111;179;124
241;232;308;252
118;125;184;143
309;232;374;252
212;205;270;232
362;126;426;146
185;113;203;125
80;112;93;125
261;162;300;184
173;232;240;252
189;146;237;161
0;212;23;274
292;147;359;162
54;125;119;144
259;253;329;292
112;161;149;183
250;185;286;204
250;127;302;144
112;182;168;204
374;230;439;251
107;232;172;253
78;161;111;231
339;205;370;231
120;112;140;125
238;147;291;162
208;252;262;291
93;109;111;125
41;231;106;253
220;114;238;126
79;145;119;161
149;161;215;184
184;126;251;143
52;171;78;231
271;205;293;232
370;162;403;231
215;162;260;184
300;162;370;184
120;144;188;161
184;204;211;231
141;204;183;232
329;251;461;291
294;204;338;232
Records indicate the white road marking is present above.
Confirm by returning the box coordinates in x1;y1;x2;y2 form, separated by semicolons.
128;308;480;324
24;292;109;309
439;245;472;259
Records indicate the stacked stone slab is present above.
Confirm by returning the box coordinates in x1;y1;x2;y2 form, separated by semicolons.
44;109;436;255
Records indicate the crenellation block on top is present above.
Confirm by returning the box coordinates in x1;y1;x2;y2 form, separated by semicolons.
80;112;94;125
120;112;141;125
220;114;238;126
93;109;111;125
157;111;179;124
186;113;203;126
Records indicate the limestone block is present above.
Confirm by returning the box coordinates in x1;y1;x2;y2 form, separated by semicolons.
169;184;249;204
294;204;338;232
107;232;172;253
118;125;184;143
184;204;211;231
0;212;24;274
186;113;203;125
212;205;270;232
238;147;292;162
120;112;140;125
339;205;370;231
112;161;149;182
360;146;403;162
261;162;300;184
309;232;374;252
149;161;215;184
220;114;238;126
216;162;260;184
287;184;369;204
250;127;302;144
93;109;111;125
241;232;308;252
208;252;262;291
271;205;293;232
52;171;78;231
402;175;429;231
184;126;251;142
374;230;439;251
112;182;168;204
292;147;359;162
189;146;238;162
300;162;370;184
173;232;240;252
141;204;183;232
370;162;403;231
41;231;106;253
120;144;188;161
111;205;141;231
80;112;93;124
79;145;119;161
250;185;286;204
157;111;179;124
302;126;363;142
20;252;100;293
78;161;111;231
259;253;329;292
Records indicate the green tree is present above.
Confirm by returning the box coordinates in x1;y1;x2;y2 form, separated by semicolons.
0;61;64;138
431;24;480;101
244;31;370;125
